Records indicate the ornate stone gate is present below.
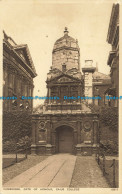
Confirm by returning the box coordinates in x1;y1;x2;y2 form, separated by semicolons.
31;112;99;155
31;28;100;156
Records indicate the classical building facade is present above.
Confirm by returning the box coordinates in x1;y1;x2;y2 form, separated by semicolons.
3;31;37;112
105;3;119;107
31;28;107;156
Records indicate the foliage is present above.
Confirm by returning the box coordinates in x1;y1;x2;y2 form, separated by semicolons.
3;111;32;152
99;140;118;155
99;107;118;132
88;104;118;155
99;107;118;155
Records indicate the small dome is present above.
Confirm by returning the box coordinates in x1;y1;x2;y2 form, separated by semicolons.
53;27;79;51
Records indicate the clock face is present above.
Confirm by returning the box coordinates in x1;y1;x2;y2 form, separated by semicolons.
84;121;91;131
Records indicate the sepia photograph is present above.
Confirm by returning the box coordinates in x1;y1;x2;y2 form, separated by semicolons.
0;0;121;193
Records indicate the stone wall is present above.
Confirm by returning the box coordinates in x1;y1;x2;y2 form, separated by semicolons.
52;49;80;71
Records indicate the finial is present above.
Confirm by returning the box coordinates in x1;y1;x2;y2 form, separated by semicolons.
64;27;69;36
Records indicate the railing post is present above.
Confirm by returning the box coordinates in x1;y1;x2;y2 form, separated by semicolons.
113;159;116;188
103;154;105;176
25;144;27;159
15;145;17;163
97;147;100;165
98;154;100;165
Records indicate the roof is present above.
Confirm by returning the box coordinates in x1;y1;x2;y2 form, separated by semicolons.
13;44;37;75
107;3;119;44
53;27;79;51
93;71;110;80
3;31;37;77
55;35;76;43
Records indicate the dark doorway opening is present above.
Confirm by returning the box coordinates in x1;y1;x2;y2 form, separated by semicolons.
56;125;74;153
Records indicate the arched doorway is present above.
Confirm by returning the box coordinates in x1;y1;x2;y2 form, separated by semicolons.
56;125;74;153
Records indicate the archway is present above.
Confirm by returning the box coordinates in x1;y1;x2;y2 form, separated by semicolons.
55;125;74;153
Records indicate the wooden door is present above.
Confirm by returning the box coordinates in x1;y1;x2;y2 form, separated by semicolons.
58;128;73;153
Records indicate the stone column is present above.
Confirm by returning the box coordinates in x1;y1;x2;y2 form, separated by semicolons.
82;60;96;104
93;120;99;144
77;121;81;144
92;120;99;155
51;130;56;153
35;121;39;144
58;86;61;101
78;85;81;103
68;85;70;104
31;120;36;155
46;121;51;144
32;121;36;144
46;121;53;155
52;131;56;145
74;130;78;145
49;87;51;104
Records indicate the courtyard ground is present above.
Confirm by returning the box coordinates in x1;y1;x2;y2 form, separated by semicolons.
3;154;109;188
3;155;47;184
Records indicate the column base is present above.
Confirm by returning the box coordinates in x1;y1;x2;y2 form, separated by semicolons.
46;144;53;155
31;144;37;155
75;143;99;156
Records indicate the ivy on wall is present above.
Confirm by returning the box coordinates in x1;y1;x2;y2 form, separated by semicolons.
88;104;118;155
99;107;118;132
3;111;32;152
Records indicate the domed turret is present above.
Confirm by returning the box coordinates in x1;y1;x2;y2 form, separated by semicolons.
52;27;80;71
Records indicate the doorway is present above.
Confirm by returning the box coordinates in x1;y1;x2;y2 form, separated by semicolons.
56;125;74;153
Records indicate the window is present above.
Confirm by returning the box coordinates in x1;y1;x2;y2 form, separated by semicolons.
17;79;21;95
94;97;99;106
104;94;109;106
62;64;66;72
28;87;32;96
25;85;28;96
8;74;13;89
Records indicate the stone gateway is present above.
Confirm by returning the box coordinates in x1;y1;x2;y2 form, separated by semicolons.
31;28;100;156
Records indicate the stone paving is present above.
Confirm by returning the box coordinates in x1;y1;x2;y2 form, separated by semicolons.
3;154;76;188
3;154;109;188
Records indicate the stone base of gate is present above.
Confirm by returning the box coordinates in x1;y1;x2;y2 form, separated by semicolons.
46;144;53;155
31;144;55;155
75;144;99;156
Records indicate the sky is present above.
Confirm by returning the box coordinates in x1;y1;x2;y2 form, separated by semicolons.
1;0;116;107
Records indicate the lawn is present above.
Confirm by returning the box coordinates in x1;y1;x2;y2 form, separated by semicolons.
3;155;47;184
104;160;118;188
3;157;26;169
98;157;118;188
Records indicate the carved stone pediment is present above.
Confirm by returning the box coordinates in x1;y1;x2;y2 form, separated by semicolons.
49;73;80;84
57;76;74;83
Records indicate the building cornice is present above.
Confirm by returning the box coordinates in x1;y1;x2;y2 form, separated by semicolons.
3;41;37;78
107;3;119;44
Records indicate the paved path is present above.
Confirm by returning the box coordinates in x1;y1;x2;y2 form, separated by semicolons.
3;154;76;188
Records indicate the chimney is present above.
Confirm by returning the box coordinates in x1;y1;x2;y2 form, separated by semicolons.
82;60;96;104
96;62;98;72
